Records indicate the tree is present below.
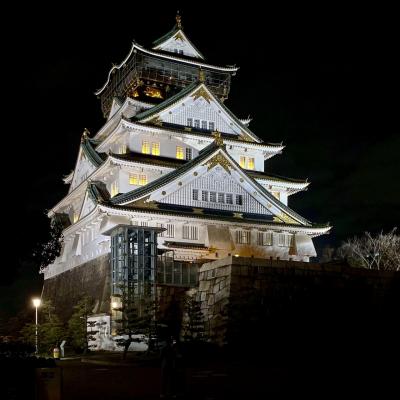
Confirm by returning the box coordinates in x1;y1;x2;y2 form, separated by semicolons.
337;228;400;271
181;294;207;343
20;300;65;355
34;215;65;272
114;284;157;359
68;296;97;354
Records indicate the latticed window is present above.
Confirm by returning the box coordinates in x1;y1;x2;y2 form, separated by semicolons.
183;225;199;240
129;174;138;185
139;175;147;185
142;141;150;154
187;118;193;127
226;193;233;204
110;181;119;197
202;120;208;130
210;192;217;202
192;189;199;200
218;193;225;203
165;224;175;238
194;119;200;128
236;194;243;205
152;142;160;156
186;148;192;160
209;121;215;131
278;233;291;247
202;190;208;201
119;144;127;154
247;157;255;170
176;146;184;159
236;230;250;244
257;232;264;246
157;223;165;237
265;232;273;246
239;156;246;168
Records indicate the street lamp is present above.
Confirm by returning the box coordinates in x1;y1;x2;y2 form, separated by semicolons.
32;298;41;355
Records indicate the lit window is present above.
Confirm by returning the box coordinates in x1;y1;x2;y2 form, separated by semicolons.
187;118;193;127
239;156;246;168
73;212;79;223
176;146;184;159
218;193;225;203
119;144;127;154
210;192;217;202
278;233;286;247
152;142;160;156
186;148;193;160
192;189;199;200
110;181;119;198
129;174;138;185
194;119;200;129
201;190;208;202
209;121;215;131
236;194;243;205
139;175;147;185
142;141;150;154
226;193;233;204
247;157;255;170
202;120;208;130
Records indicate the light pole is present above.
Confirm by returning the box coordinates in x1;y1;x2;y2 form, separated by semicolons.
32;298;41;355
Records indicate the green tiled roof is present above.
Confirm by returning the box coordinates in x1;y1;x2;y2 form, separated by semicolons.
81;137;105;167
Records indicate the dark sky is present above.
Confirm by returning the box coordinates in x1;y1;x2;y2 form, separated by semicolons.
2;4;399;320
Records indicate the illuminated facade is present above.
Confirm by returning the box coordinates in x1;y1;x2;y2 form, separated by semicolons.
42;14;330;286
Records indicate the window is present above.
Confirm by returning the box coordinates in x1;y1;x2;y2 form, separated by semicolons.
174;49;178;53
187;118;193;127
265;232;273;246
140;221;148;227
202;120;208;130
239;156;246;168
236;230;250;244
186;148;192;160
210;191;217;202
257;232;264;246
236;194;243;205
218;193;225;203
142;141;150;154
110;181;119;197
209;121;215;131
176;146;184;159
119;144;127;154
192;189;199;200
226;193;233;204
179;50;184;55
166;224;175;238
183;225;199;240
139;175;147;185
194;119;200;128
129;174;138;185
201;190;208;201
278;233;291;247
151;142;160;156
247;157;255;170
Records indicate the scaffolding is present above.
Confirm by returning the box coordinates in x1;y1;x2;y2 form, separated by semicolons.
99;50;233;117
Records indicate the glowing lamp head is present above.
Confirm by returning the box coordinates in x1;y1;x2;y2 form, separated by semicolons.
112;302;119;309
32;298;41;308
234;254;240;258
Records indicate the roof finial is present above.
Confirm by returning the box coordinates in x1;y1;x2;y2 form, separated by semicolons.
212;131;223;147
176;11;182;29
199;68;206;83
81;128;90;142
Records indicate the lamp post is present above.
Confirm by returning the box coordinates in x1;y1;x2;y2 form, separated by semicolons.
32;298;41;355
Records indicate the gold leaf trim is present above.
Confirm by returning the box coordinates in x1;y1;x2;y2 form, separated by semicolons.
191;87;212;103
202;153;232;174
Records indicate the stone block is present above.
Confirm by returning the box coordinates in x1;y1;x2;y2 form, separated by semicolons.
199;280;211;291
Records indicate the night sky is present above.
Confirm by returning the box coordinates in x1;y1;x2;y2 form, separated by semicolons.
2;5;399;321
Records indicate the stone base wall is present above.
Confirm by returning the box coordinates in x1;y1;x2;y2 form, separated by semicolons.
197;256;399;347
42;254;111;322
